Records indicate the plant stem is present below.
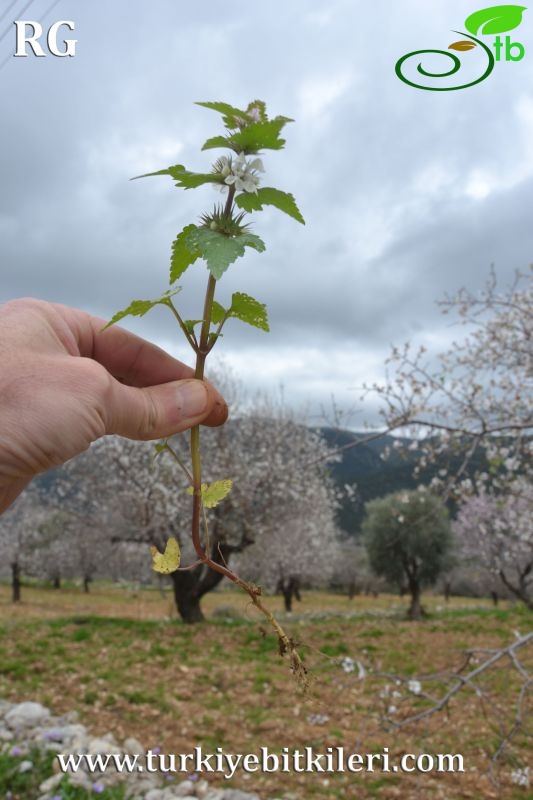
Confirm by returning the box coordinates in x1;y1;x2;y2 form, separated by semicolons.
184;183;308;688
189;185;235;558
166;299;198;352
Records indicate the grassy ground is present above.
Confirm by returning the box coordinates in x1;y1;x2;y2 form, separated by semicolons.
0;583;532;799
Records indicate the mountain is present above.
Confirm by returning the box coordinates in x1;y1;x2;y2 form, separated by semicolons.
317;428;488;536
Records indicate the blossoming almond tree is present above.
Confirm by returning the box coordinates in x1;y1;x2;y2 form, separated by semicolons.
454;479;533;608
369;267;532;502
40;385;342;623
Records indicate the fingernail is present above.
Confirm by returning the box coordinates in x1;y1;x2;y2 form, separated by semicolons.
176;380;208;419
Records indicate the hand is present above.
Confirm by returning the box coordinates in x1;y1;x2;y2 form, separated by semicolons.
0;298;228;513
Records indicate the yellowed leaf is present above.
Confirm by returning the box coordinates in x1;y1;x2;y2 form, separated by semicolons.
186;479;233;508
150;537;180;574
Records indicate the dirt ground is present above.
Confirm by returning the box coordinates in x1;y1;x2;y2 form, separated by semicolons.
1;584;531;799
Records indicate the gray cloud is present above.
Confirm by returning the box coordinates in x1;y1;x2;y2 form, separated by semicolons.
1;0;532;423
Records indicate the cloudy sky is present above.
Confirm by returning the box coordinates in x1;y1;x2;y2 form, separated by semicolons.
2;0;533;426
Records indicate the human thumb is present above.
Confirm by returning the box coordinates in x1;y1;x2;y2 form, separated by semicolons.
104;378;217;440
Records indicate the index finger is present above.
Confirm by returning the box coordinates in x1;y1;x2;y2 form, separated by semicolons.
54;303;228;426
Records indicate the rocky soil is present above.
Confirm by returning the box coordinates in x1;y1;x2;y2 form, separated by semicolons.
1;700;262;800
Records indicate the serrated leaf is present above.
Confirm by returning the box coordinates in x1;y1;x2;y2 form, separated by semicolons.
132;164;223;190
183;319;203;334
203;479;233;507
449;40;477;51
150;537;180;574
185;228;265;280
196;100;252;129
102;288;181;330
167;165;223;190
202;119;292;154
465;5;526;35
211;301;227;325
228;292;269;332
201;135;231;151
187;479;233;508
170;224;200;283
235;187;305;224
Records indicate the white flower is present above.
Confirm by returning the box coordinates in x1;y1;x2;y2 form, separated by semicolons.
307;713;329;725
224;152;265;194
387;705;397;715
341;657;355;673
511;767;529;787
408;679;422;695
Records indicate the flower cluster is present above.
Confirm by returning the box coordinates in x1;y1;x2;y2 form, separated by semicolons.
213;153;264;194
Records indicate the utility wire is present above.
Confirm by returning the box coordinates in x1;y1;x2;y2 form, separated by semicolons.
0;0;63;73
0;0;37;45
0;0;19;25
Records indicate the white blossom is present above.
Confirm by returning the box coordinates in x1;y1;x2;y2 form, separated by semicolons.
223;152;264;194
511;767;529;787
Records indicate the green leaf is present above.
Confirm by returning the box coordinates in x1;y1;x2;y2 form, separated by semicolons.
186;479;233;508
465;5;526;34
235;187;305;224
102;288;181;330
132;164;223;190
228;292;269;332
183;319;203;335
196;100;252;128
201;135;231;151
167;165;222;190
202;119;292;154
170;224;201;283
211;301;227;325
185;228;266;280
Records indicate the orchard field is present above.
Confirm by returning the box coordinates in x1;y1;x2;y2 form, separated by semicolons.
1;584;531;800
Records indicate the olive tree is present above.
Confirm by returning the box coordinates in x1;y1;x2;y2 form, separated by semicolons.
362;489;453;619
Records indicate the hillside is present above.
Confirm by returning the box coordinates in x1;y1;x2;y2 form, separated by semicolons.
318;428;488;536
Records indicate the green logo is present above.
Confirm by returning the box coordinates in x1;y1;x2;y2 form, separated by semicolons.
396;4;527;90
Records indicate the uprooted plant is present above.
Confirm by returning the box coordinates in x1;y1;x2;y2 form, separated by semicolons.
104;99;308;685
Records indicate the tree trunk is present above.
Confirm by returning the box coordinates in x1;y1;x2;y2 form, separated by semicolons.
499;567;533;609
407;578;423;620
170;543;228;624
83;576;92;593
276;575;301;614
166;503;255;623
11;562;21;603
282;586;293;613
53;576;61;590
171;574;205;623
